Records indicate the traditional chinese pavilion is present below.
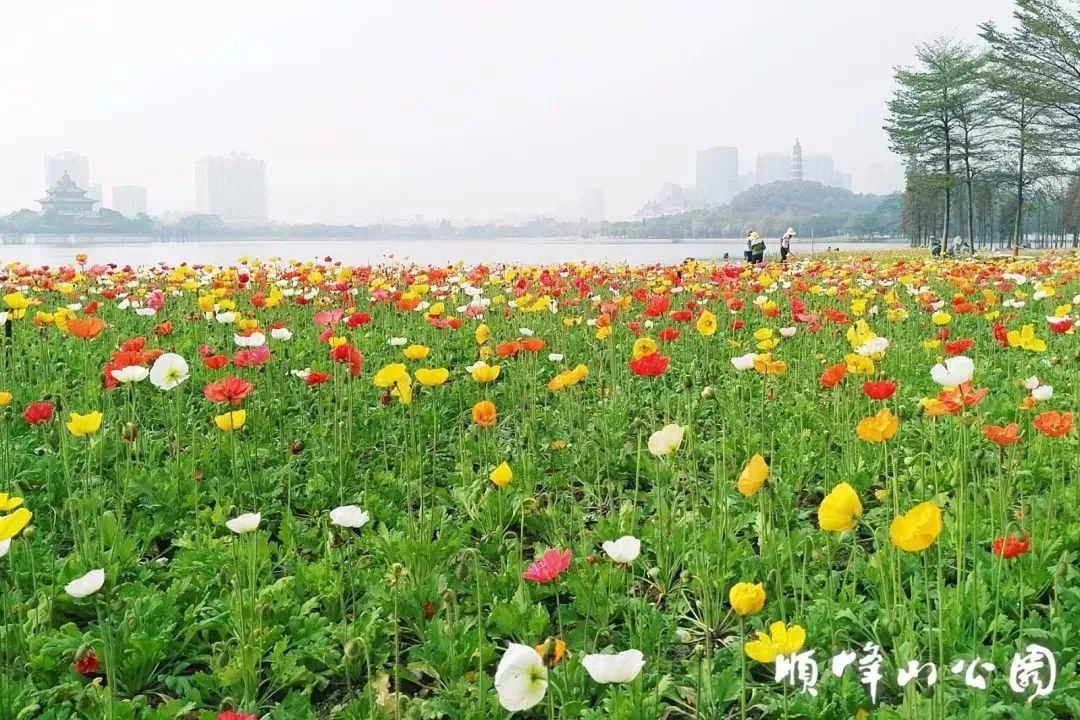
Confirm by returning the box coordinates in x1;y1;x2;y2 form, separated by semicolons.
37;171;98;218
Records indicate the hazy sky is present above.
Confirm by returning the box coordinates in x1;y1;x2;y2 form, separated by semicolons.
1;1;1017;224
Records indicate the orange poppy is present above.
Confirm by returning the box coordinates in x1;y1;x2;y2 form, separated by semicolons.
982;423;1022;447
496;341;523;358
472;400;497;427
819;363;846;388
67;316;105;339
521;337;546;352
1033;411;1074;438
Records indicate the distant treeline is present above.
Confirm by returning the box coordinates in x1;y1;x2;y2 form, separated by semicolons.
1;180;902;241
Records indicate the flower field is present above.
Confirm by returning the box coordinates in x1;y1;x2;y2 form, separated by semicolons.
0;253;1078;719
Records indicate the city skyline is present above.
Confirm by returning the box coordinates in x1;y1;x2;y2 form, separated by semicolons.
0;1;1016;224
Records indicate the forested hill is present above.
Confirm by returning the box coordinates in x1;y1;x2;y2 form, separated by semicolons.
609;181;903;240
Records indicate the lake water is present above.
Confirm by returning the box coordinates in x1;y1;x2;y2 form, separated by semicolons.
0;237;908;267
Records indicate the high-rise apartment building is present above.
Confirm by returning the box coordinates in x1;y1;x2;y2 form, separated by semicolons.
695;146;739;205
195;152;267;223
112;185;148;217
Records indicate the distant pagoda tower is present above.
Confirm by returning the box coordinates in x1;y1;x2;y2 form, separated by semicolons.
790;138;804;181
37;171;98;218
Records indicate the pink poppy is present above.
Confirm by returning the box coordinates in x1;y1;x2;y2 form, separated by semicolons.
313;309;345;327
522;548;572;584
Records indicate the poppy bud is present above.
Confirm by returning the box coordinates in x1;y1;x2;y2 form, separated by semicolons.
121;422;138;442
290;440;304;455
958;412;977;427
701;386;715;399
423;600;435;620
344;638;363;659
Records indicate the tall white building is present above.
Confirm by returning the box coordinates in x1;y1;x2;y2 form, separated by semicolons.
112;185;148;217
696;146;739;205
45;152;90;190
195;152;267;223
803;154;835;185
755;152;790;185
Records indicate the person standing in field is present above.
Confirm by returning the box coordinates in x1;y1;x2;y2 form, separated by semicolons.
749;231;765;264
744;231;755;263
779;227;795;262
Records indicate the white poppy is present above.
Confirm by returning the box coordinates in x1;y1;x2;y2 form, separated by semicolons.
494;644;548;712
1032;384;1053;401
291;368;312;380
215;311;237;324
1024;376;1041;390
135;307;157;316
65;568;105;598
330;505;370;529
548;353;564;362
779;327;797;338
581;649;645;684
388;337;408;347
271;327;292;341
0;539;9;558
111;366;149;384
149;353;190;390
857;337;890;356
234;332;265;348
66;303;84;312
930;356;974;387
602;536;641;564
643;319;654;329
0;312;8;325
226;512;261;534
731;353;757;371
647;424;686;457
519;327;534;337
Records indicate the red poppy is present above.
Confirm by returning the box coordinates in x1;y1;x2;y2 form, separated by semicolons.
862;380;897;400
216;713;257;720
1048;317;1072;334
982;423;1022;447
330;343;363;378
203;376;254;405
991;534;1030;559
306;371;331;386
346;312;371;328
938;382;988;408
153;321;173;336
23;401;54;425
992;321;1009;347
522;548;572;584
1033;410;1074;438
203;354;230;370
121;336;147;353
83;300;100;315
819;363;846;389
657;327;680;342
730;319;745;330
628;352;670;377
644;295;671;317
669;309;693;323
944;338;974;356
74;651;100;675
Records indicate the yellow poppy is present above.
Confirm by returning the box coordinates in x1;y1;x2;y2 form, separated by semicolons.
890;501;943;552
475;323;490;345
632;337;657;359
0;508;32;542
471;363;501;384
415;368;449;387
729;582;766;616
856;408;899;443
1007;325;1047;352
66;411;103;437
737;454;769;497
490;462;513;488
818;482;862;532
214;410;247;432
0;493;23;511
0;391;11;407
373;363;409;387
744;621;807;663
403;344;430;360
695;309;717;336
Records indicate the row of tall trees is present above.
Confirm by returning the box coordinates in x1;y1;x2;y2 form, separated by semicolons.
885;0;1080;253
